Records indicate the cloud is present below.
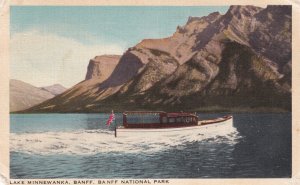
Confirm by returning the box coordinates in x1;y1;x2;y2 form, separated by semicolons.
10;30;125;88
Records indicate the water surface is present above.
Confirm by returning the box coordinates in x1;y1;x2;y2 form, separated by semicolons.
10;113;291;178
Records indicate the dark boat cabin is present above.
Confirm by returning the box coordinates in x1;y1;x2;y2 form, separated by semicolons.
122;111;198;128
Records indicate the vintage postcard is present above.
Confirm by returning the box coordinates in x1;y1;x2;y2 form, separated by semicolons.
0;0;299;185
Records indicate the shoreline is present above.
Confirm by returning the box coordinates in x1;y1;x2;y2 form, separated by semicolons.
10;107;291;114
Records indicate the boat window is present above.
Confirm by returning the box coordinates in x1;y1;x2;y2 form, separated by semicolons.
126;114;160;124
183;117;188;123
176;117;183;123
185;117;192;123
162;116;168;123
168;118;175;123
192;117;196;122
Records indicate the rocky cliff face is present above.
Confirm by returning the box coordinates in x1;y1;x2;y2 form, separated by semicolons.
138;5;291;110
26;5;291;113
85;55;121;81
136;11;222;65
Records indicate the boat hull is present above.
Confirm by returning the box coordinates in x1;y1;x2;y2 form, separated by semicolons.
115;116;233;138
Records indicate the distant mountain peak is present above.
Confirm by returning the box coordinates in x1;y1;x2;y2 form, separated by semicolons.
40;84;67;96
10;79;55;112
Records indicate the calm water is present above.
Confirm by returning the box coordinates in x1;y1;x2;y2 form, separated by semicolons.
10;113;291;178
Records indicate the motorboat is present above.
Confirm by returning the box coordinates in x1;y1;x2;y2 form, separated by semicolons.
115;111;233;138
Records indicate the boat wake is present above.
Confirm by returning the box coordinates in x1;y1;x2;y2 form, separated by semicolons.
10;126;240;155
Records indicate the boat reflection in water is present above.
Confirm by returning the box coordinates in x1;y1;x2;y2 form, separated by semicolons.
115;111;233;138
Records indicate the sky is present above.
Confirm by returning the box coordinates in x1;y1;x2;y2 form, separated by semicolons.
10;6;229;88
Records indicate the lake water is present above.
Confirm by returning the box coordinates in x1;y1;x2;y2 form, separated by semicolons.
10;113;291;178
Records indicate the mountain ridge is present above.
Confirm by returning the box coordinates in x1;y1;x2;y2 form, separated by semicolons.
23;5;291;113
10;79;59;112
40;84;67;96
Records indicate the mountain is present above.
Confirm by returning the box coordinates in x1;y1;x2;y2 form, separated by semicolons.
10;79;55;112
25;5;291;113
20;55;121;112
85;55;121;81
40;84;67;96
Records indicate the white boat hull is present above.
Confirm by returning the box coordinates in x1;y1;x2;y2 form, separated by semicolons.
115;116;233;138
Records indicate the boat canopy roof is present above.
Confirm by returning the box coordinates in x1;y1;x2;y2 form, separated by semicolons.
122;111;198;127
164;112;197;117
123;111;166;114
123;111;197;118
